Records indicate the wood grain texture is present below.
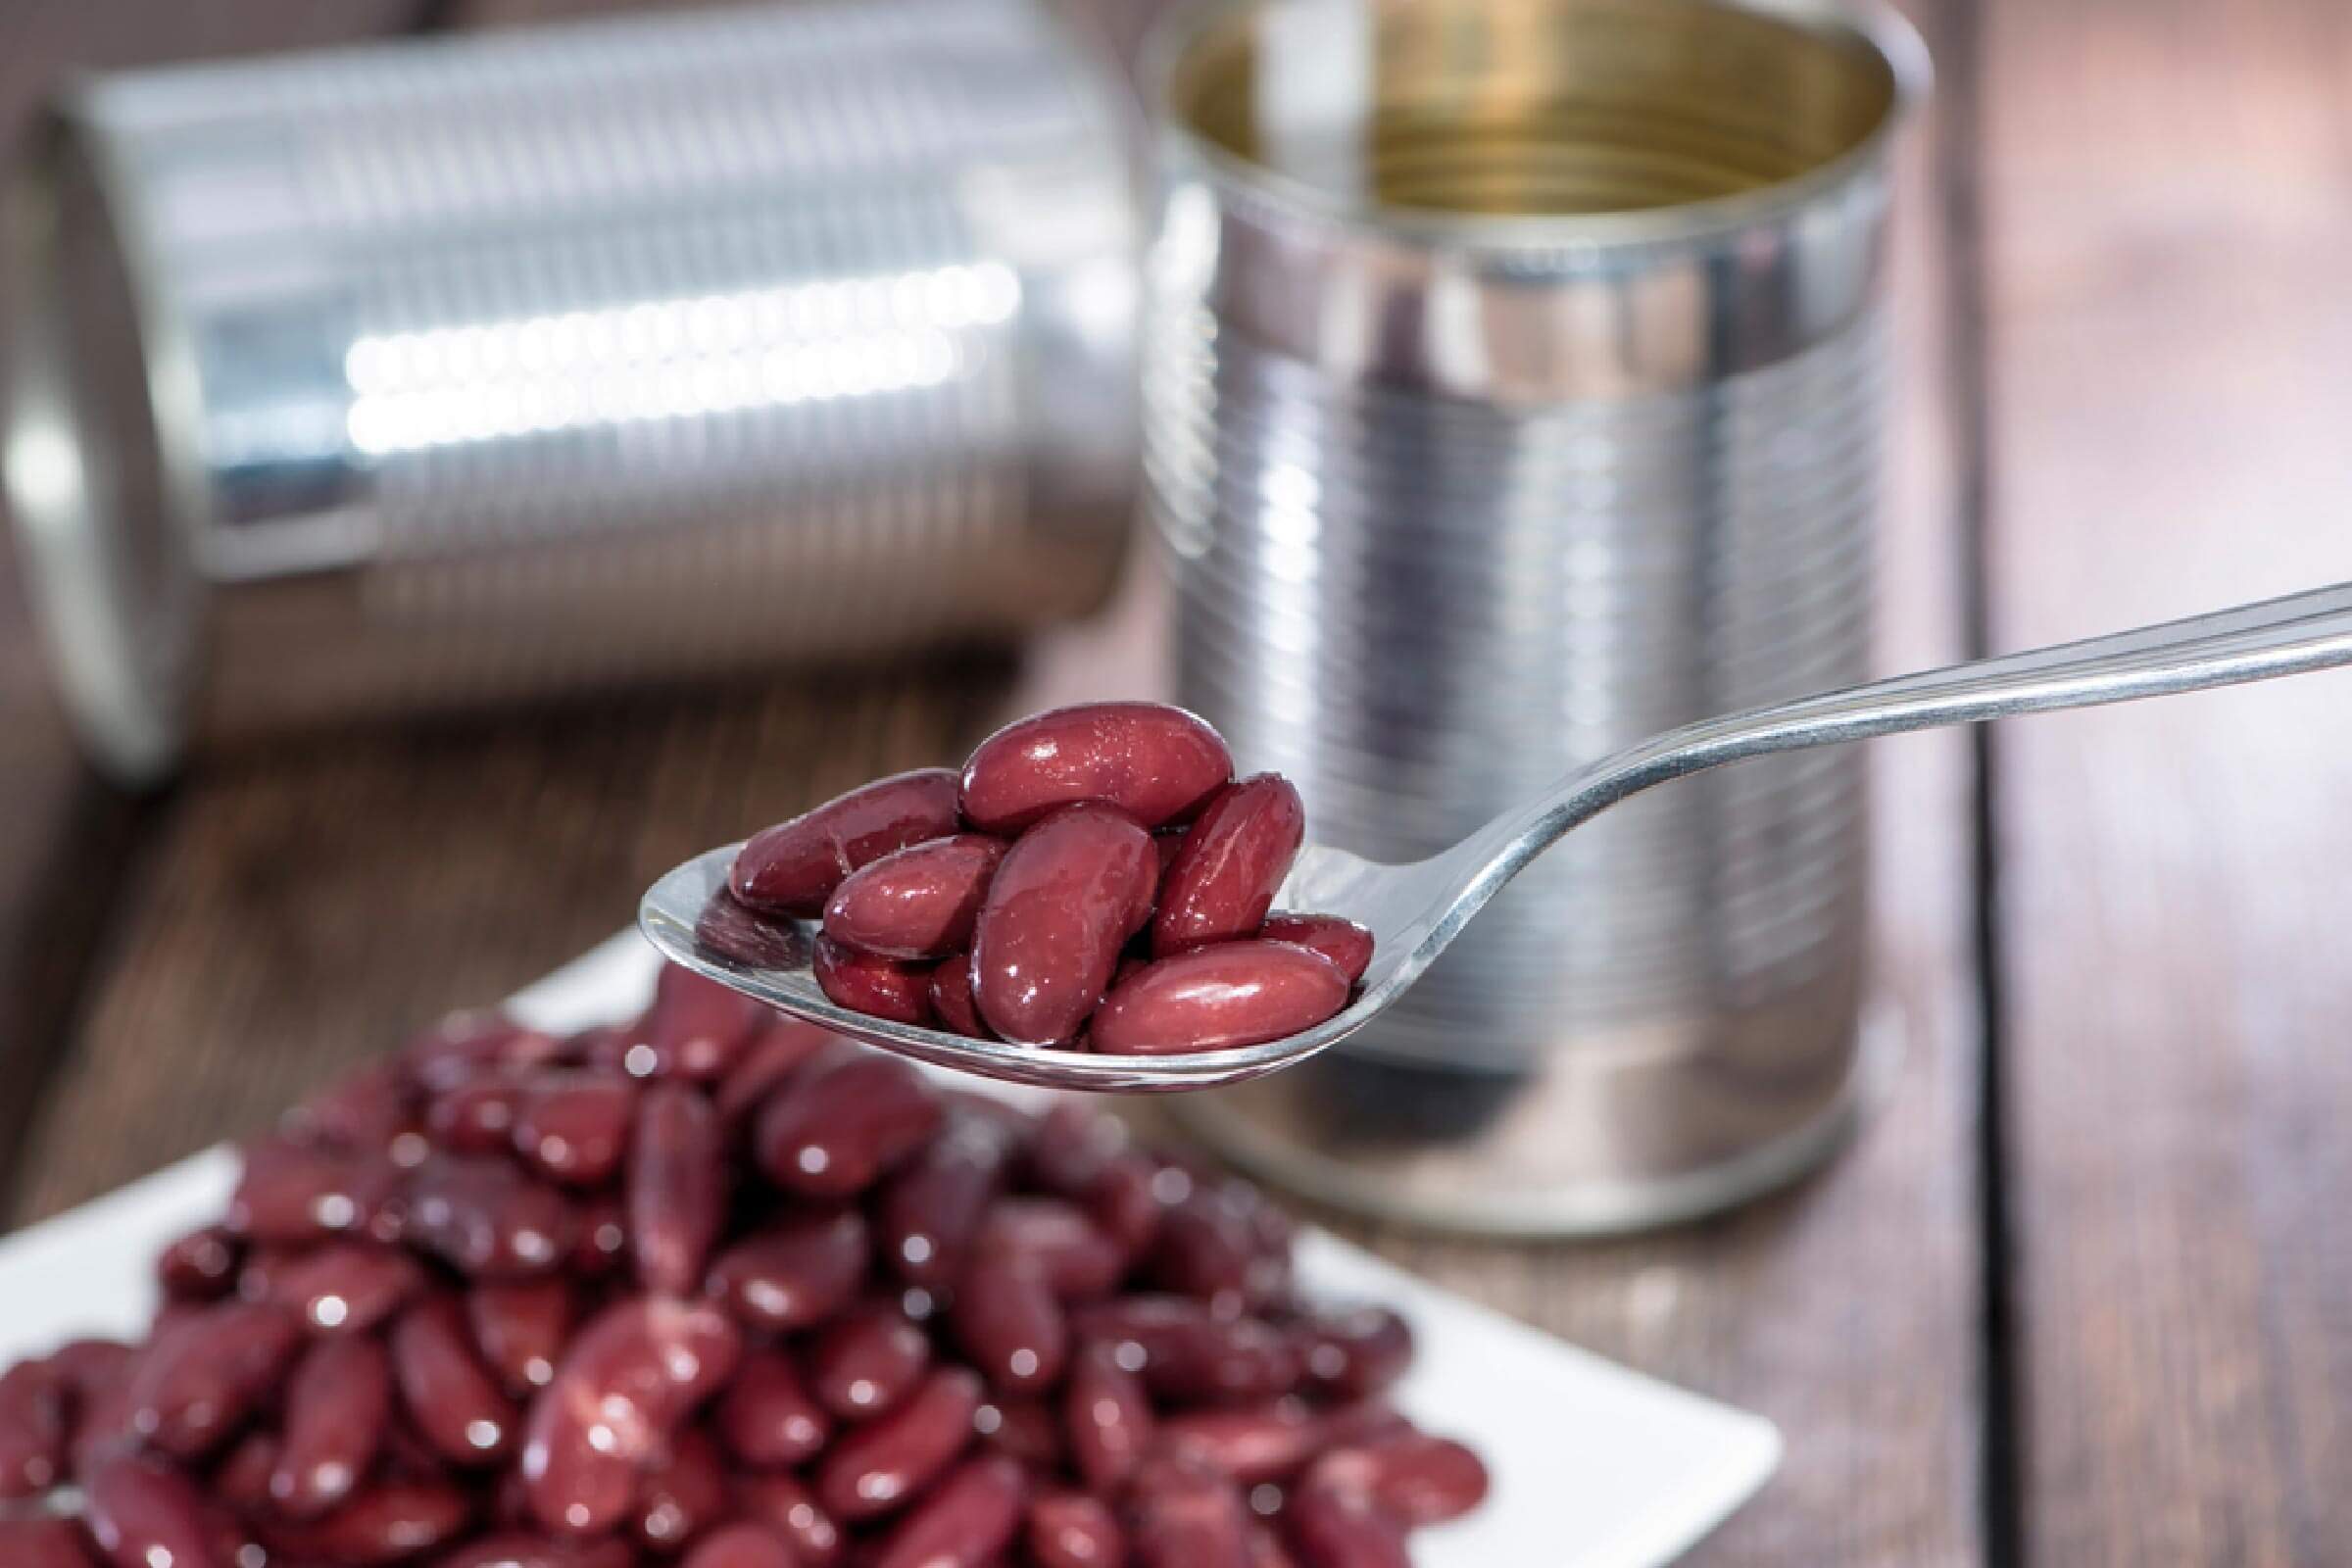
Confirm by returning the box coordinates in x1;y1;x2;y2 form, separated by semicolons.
1984;0;2352;1560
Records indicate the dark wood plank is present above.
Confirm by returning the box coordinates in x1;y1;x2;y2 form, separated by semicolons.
1984;0;2352;1559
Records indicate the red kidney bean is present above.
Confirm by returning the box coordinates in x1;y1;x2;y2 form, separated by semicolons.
0;1359;65;1496
521;1298;742;1538
714;1018;834;1127
1123;1455;1253;1568
974;1396;1063;1472
127;1299;300;1458
730;768;963;916
406;1013;564;1095
1153;828;1189;875
469;1279;578;1396
959;703;1232;834
1027;1490;1125;1568
868;1452;1026;1568
1312;1399;1412;1452
394;1296;520;1466
1149;1186;1291;1316
270;1243;426;1335
977;1198;1125;1300
1305;1434;1490;1527
677;1522;797;1568
732;1470;844;1567
824;834;1006;959
1093;942;1349;1055
0;1517;100;1568
156;1225;241;1303
511;1073;637;1187
259;1477;475;1564
570;1194;629;1278
434;1536;639;1568
284;1058;418;1152
953;1255;1066;1396
927;954;992;1040
876;1107;1014;1288
756;1047;941;1199
84;1450;220;1568
427;1078;528;1153
1249;1523;1304;1568
1292;1308;1412;1400
1255;915;1374;986
705;1207;868;1333
810;937;936;1025
630;1083;727;1297
1072;1298;1298;1406
713;1348;831;1469
66;1355;143;1478
1152;775;1305;957
970;805;1156;1045
1283;1481;1410;1568
1062;1341;1153;1494
1028;1102;1130;1193
807;1299;930;1419
1159;1400;1325;1484
406;1156;574;1278
694;888;814;971
48;1337;137;1403
626;960;769;1080
271;1335;390;1518
227;1138;402;1245
211;1428;278;1510
811;1366;981;1523
632;1426;728;1551
1087;1156;1167;1256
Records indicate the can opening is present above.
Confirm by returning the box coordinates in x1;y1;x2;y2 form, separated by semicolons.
1163;0;1907;223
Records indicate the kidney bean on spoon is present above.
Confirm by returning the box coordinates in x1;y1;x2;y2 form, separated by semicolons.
960;701;1233;833
825;833;1005;959
1153;774;1305;956
811;936;936;1025
1257;913;1377;986
970;803;1155;1045
730;767;962;916
927;953;992;1039
1093;941;1351;1055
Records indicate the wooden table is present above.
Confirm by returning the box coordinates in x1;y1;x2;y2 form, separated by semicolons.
5;0;2350;1562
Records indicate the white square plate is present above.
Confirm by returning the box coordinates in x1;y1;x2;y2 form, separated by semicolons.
0;934;1778;1567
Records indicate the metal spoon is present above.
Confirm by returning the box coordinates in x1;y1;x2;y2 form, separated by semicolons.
642;580;2352;1093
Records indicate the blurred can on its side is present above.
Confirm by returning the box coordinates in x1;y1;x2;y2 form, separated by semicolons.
1144;0;1928;1233
6;0;1143;781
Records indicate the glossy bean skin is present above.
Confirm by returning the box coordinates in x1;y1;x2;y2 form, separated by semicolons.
1150;1185;1292;1315
1026;1490;1126;1568
1123;1455;1252;1568
1061;1342;1153;1494
713;1348;831;1469
977;1199;1125;1300
128;1300;301;1458
1071;1298;1298;1407
927;954;991;1040
970;805;1156;1045
156;1226;241;1303
1026;1107;1164;1256
272;1335;391;1517
211;1429;279;1509
868;1452;1027;1568
0;1517;99;1568
756;1049;941;1199
628;961;768;1080
1255;915;1375;987
511;1074;637;1187
0;1358;65;1495
959;703;1232;833
433;1535;638;1568
226;1139;401;1246
730;768;963;916
427;1079;527;1154
678;1522;798;1568
1158;1401;1324;1484
84;1450;220;1568
876;1108;1014;1288
808;1299;930;1419
1152;776;1304;957
732;1470;844;1566
1306;1435;1490;1527
811;1366;982;1523
258;1477;475;1565
469;1279;578;1396
953;1255;1066;1396
1292;1308;1412;1400
269;1243;425;1335
405;1157;574;1278
569;1196;629;1279
521;1298;743;1538
824;834;1005;959
393;1296;520;1466
632;1426;727;1551
974;1396;1063;1473
705;1208;869;1334
1283;1482;1410;1568
714;1019;834;1127
811;938;936;1025
630;1083;727;1297
1092;943;1349;1056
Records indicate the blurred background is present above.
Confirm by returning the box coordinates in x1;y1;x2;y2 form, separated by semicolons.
2;0;2350;1562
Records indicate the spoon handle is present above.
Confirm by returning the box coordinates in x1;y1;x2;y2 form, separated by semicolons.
1502;580;2352;853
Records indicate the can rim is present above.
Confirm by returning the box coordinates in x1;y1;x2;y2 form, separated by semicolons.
1139;0;1934;258
5;88;208;783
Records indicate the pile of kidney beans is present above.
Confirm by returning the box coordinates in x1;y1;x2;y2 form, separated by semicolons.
721;702;1373;1054
0;962;1485;1568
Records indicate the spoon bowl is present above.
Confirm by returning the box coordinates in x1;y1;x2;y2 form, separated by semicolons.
643;579;2352;1092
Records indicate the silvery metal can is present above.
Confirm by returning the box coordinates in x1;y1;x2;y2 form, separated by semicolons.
1144;0;1928;1232
5;0;1142;782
